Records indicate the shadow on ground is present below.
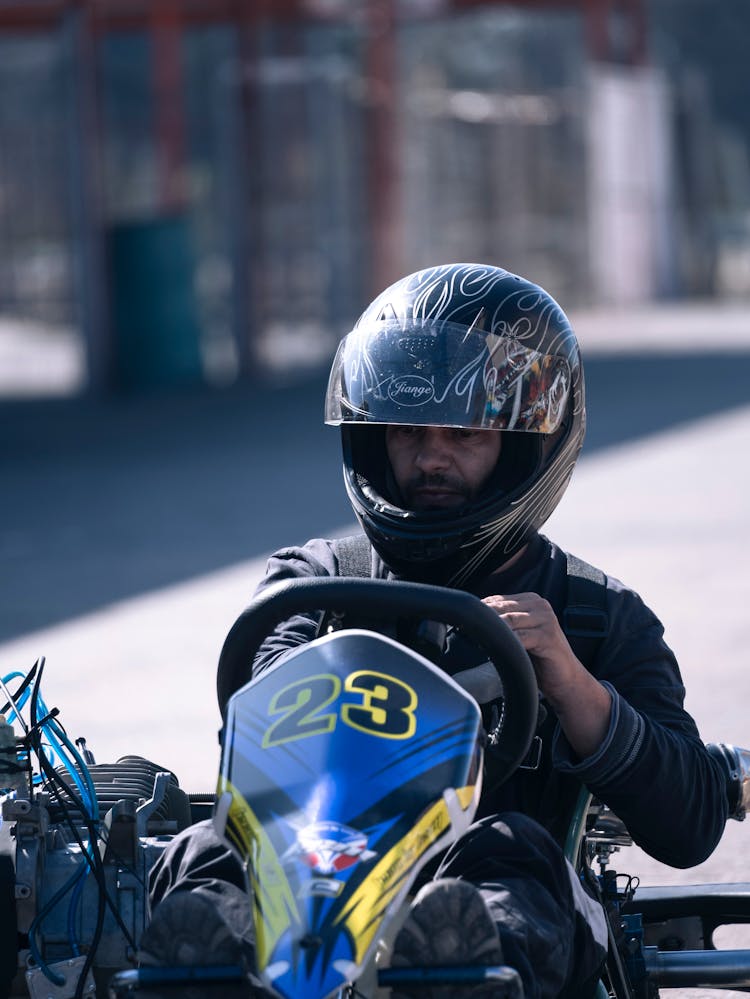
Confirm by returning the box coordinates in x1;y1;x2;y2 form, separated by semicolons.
1;350;749;641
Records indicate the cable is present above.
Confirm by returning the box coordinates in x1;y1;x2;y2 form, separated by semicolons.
67;855;90;957
33;738;107;997
32;727;138;991
31;677;97;815
36;742;139;953
10;658;141;996
0;661;38;728
45;718;98;819
35;719;100;959
28;865;89;986
25;660;108;993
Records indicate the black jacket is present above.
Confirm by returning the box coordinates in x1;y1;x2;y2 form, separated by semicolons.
249;531;728;869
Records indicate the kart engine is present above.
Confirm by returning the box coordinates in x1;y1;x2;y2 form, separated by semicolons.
1;746;207;999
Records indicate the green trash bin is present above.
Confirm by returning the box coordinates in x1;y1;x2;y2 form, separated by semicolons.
109;214;204;388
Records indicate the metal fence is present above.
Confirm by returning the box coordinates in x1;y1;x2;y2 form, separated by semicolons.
0;3;747;395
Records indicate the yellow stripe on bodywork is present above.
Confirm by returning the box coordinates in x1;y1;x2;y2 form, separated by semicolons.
455;785;475;810
335;785;476;965
216;777;299;970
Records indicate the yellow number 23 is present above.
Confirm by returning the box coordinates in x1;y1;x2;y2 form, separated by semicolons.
262;670;418;748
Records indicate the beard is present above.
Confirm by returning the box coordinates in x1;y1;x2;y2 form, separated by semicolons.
401;471;472;510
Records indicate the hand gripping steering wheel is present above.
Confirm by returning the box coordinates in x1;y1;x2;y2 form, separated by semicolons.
217;577;538;781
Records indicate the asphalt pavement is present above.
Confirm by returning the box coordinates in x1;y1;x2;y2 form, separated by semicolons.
1;302;750;995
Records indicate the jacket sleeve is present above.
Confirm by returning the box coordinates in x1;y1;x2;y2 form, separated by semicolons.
248;539;340;678
551;589;728;868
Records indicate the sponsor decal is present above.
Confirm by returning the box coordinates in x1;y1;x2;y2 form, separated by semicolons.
290;820;377;876
387;375;434;407
335;796;453;964
216;778;299;972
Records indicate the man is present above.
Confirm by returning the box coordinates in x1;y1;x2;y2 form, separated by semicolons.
143;263;729;998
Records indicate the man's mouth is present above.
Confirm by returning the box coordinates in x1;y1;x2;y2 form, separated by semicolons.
410;486;467;509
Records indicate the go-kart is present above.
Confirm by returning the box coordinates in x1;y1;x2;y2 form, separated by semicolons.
2;577;750;999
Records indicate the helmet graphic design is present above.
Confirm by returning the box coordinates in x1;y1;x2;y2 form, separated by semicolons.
325;263;585;586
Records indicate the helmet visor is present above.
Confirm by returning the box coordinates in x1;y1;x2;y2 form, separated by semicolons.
325;320;571;433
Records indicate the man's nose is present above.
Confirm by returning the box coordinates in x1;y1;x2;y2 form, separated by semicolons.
415;429;452;472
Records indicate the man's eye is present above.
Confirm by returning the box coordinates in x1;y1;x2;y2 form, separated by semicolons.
454;429;480;440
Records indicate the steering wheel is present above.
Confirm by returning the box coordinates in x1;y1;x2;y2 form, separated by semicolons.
217;577;538;781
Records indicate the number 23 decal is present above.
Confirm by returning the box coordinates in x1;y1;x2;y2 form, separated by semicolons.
262;670;418;748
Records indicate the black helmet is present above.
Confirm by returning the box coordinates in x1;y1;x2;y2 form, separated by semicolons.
325;263;585;586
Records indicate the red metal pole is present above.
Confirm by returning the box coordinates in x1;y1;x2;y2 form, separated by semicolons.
582;0;612;61
150;0;187;210
583;0;648;65
628;0;649;65
365;0;401;296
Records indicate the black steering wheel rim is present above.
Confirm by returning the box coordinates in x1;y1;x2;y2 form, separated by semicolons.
217;577;538;780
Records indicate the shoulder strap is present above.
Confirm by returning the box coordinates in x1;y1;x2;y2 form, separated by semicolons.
562;552;609;669
315;534;373;638
331;533;373;578
327;540;609;665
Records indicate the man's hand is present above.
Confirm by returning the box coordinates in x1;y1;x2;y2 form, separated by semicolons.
482;592;612;760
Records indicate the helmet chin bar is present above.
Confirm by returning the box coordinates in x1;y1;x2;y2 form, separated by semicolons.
347;425;547;585
356;482;466;577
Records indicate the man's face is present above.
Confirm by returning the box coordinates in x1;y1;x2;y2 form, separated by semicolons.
385;425;502;510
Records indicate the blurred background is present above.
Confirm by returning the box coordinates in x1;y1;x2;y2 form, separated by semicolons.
1;3;750;973
0;0;749;395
